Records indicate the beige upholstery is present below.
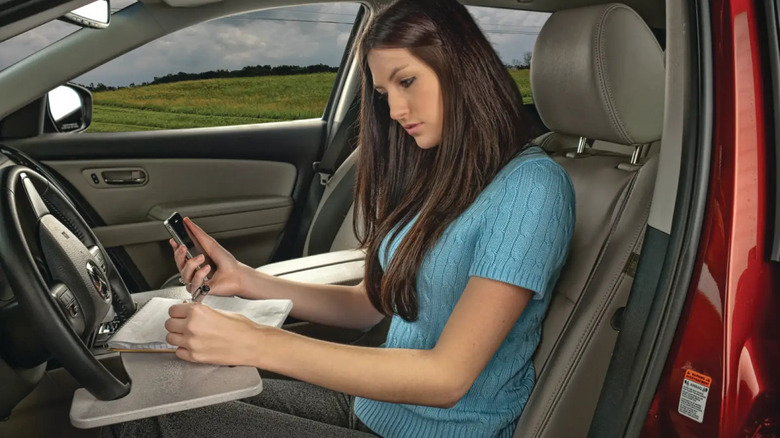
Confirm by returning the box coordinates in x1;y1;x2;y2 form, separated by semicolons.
514;4;664;437
329;204;360;251
518;137;658;437
303;149;361;255
531;3;664;145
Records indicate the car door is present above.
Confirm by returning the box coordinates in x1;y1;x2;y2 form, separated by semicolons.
1;2;366;292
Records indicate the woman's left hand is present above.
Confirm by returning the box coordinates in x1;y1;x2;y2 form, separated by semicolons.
164;302;264;365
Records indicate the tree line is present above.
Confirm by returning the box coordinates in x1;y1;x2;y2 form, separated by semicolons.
83;63;339;92
510;51;533;70
82;51;533;93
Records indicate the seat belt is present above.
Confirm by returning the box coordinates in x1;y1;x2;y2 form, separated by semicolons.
313;96;360;185
271;95;362;261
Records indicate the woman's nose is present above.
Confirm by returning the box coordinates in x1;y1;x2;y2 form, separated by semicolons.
388;94;408;121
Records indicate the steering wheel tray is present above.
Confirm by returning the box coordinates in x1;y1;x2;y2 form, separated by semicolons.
69;288;263;429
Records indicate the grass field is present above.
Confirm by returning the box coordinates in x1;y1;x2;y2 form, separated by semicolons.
89;69;532;133
509;69;533;105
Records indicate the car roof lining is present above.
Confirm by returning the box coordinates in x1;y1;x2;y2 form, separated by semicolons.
0;0;94;42
143;0;665;29
466;0;663;29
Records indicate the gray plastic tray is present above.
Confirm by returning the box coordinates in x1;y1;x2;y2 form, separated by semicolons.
70;288;263;429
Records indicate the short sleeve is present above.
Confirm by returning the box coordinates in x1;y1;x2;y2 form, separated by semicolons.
468;159;575;300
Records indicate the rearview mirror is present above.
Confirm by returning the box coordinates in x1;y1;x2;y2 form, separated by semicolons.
61;0;110;29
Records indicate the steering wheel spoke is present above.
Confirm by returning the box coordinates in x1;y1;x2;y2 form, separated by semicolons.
20;172;50;219
87;245;108;272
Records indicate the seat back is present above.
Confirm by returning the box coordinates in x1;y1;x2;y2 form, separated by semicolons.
514;4;665;437
303;149;361;256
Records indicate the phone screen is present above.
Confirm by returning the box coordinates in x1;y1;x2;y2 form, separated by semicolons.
166;213;196;252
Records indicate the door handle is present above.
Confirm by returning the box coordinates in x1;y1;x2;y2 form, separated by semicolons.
101;169;147;185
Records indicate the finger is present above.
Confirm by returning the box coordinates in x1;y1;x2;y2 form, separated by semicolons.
184;218;225;261
168;303;192;318
173;243;188;272
184;217;216;248
168;239;187;271
164;317;187;334
175;347;195;362
190;265;211;292
180;255;206;288
166;332;186;347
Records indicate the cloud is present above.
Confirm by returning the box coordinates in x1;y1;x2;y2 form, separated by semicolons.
75;3;361;86
468;6;548;65
0;20;77;70
2;3;550;87
0;0;140;71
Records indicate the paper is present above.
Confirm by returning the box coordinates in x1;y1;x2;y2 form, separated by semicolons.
107;296;293;352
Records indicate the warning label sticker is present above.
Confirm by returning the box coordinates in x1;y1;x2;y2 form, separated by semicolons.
678;369;712;423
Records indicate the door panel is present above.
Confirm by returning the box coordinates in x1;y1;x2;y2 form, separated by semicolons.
9;119;325;289
119;224;286;291
12;119;325;164
45;159;296;224
45;158;296;288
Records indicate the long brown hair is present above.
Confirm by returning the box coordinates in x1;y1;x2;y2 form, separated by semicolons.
356;0;537;321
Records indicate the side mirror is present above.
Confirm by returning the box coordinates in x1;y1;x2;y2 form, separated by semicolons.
46;84;93;133
61;0;110;29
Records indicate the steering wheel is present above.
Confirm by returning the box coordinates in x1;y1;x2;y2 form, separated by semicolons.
0;165;136;400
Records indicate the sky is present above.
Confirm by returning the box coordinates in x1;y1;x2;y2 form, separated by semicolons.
0;1;549;87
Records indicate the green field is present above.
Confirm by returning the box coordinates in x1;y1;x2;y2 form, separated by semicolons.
509;69;533;105
89;69;532;133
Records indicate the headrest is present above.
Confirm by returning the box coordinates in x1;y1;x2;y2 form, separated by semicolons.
531;3;665;145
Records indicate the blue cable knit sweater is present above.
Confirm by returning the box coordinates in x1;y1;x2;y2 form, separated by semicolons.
354;146;576;437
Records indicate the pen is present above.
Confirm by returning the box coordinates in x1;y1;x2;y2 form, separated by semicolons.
191;284;210;302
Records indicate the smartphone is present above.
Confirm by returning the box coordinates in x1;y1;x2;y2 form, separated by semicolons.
163;212;216;278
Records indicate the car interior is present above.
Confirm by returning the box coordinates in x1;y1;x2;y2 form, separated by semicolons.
0;0;706;436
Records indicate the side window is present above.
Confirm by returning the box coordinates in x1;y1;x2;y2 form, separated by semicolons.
467;7;551;104
75;3;361;133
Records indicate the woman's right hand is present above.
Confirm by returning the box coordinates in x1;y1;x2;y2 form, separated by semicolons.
171;217;252;300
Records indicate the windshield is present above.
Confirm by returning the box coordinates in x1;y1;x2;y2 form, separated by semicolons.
0;0;137;73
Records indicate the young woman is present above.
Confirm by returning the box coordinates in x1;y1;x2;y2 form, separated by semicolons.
104;0;574;437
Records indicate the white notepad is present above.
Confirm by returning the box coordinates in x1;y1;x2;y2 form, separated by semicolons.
107;296;293;352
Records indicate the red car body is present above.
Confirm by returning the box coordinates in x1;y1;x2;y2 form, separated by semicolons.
641;0;780;436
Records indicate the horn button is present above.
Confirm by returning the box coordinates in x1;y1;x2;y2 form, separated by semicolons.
38;215;111;336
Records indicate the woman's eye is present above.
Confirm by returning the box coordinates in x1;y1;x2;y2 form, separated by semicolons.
400;77;415;88
377;92;388;100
